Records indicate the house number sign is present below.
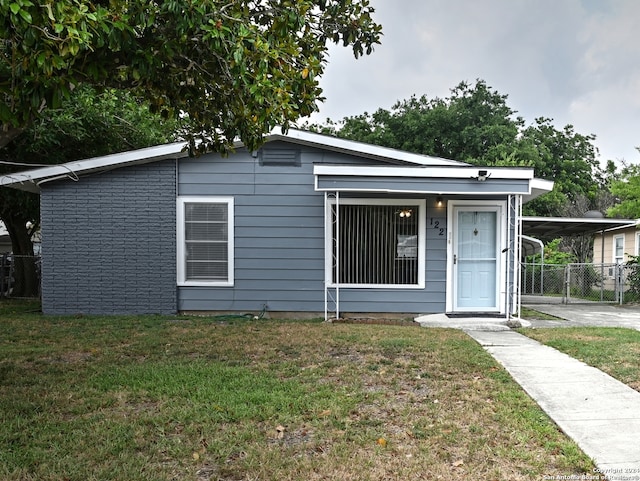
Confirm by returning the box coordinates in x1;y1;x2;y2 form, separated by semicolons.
429;217;446;236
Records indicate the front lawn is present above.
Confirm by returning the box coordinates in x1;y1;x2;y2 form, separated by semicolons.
521;326;640;392
0;301;594;480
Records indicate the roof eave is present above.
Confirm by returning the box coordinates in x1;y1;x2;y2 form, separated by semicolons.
313;164;537;180
0;142;189;193
522;178;555;203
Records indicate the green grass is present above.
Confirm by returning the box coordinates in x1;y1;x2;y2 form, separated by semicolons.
520;306;565;321
0;300;595;480
521;326;640;392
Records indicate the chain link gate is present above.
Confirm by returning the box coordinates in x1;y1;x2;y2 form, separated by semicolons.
521;262;640;304
0;254;41;299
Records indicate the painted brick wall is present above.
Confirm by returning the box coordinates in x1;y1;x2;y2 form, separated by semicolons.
40;159;177;314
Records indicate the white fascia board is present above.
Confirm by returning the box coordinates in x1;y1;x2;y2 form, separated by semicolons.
270;128;465;166
316;187;538;195
529;178;554;193
313;164;535;180
523;216;637;227
600;219;640;233
0;142;189;193
522;178;555;202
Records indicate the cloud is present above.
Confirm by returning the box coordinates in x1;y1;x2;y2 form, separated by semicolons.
311;0;640;163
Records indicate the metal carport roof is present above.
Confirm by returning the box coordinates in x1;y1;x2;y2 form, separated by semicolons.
522;216;637;239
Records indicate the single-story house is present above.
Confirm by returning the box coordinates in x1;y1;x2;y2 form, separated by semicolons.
592;220;640;265
0;128;553;318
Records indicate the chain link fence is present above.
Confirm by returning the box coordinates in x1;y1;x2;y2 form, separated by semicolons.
0;254;41;299
521;262;640;304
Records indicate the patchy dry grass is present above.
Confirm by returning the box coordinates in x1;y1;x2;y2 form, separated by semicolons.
521;306;566;321
0;301;594;480
522;327;640;392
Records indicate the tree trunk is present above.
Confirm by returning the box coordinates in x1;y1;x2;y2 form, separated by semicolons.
3;214;39;297
0;125;25;150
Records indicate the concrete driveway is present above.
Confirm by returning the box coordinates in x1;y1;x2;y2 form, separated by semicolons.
524;301;640;330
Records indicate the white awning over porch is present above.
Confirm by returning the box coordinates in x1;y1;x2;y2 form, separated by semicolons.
313;165;553;202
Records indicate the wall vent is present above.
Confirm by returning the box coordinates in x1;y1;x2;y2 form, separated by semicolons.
258;148;301;166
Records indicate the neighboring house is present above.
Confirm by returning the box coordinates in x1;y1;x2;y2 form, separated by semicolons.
592;220;640;265
0;129;552;317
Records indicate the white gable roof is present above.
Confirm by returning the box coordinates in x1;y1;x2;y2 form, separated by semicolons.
268;128;466;167
0;128;466;193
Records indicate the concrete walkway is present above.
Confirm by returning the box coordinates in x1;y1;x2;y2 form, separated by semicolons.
524;302;640;330
467;329;640;476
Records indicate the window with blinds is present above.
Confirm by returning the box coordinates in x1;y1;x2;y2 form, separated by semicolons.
332;202;421;286
614;235;624;264
178;197;234;285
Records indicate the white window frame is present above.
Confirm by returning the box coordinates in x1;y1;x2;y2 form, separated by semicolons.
177;196;234;287
636;232;640;257
613;234;625;264
325;198;426;289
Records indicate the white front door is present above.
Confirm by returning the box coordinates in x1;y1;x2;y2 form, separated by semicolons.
452;206;501;311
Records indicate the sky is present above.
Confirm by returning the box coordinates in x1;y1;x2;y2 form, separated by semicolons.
308;0;640;165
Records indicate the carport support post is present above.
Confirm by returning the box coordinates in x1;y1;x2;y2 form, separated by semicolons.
600;230;605;302
540;250;544;297
617;264;624;305
563;265;570;304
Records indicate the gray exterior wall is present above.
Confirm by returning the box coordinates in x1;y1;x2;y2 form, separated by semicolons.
37;139;522;316
178;144;325;313
40;160;177;314
178;142;452;315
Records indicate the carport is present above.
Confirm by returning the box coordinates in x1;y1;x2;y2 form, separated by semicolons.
520;216;637;305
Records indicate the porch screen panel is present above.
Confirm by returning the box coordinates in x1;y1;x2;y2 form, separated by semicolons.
184;203;228;280
333;204;419;285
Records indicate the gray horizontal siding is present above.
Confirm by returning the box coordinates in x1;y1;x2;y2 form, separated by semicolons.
235;258;323;269
178;147;327;313
235;237;320;249
426;212;448;289
236;226;324;238
40;159;177;315
328;283;446;315
177;146;448;314
237;248;323;259
182;279;322;293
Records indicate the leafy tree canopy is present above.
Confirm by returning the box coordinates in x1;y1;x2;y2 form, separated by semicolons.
308;80;605;217
313;80;522;163
607;159;640;219
0;85;177;295
0;0;382;153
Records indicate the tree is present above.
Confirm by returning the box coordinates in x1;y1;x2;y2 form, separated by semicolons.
312;80;523;163
1;0;382;153
0;85;177;296
309;80;605;218
607;159;640;218
516;118;603;216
